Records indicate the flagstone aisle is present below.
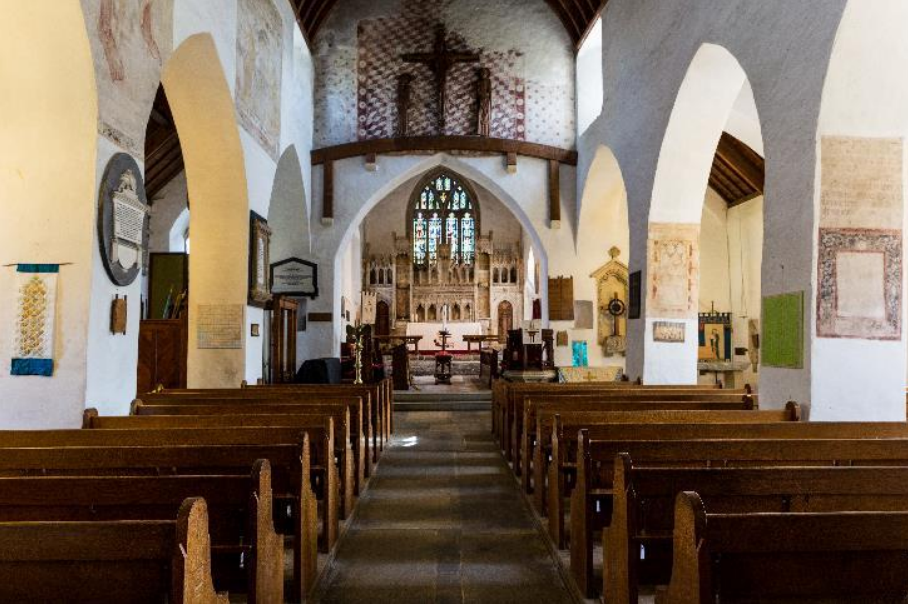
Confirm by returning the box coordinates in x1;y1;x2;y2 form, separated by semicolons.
311;410;577;603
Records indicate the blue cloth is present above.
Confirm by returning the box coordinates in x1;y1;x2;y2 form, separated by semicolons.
16;264;59;274
11;358;54;377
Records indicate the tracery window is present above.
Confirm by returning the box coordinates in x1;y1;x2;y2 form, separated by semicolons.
412;173;476;266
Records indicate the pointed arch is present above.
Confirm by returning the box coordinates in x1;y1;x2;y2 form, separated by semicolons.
162;33;250;388
268;145;312;262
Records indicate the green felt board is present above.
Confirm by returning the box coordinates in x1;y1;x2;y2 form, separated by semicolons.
762;291;804;369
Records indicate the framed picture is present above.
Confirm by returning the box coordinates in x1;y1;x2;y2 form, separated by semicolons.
248;211;273;308
698;311;733;361
271;257;319;298
628;271;642;319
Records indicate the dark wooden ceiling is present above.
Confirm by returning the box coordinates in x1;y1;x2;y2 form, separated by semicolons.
710;133;765;206
288;0;607;49
144;85;184;202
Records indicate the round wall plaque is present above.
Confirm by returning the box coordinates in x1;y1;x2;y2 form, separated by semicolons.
97;153;149;286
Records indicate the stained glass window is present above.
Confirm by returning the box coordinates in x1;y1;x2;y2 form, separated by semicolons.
412;173;477;266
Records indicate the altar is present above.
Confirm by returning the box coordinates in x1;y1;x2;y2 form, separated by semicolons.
405;322;484;352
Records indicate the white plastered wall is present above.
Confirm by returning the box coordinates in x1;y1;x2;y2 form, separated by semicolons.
813;0;908;420
0;1;99;428
577;0;848;406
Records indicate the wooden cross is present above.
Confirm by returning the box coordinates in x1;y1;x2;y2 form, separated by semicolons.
402;24;480;132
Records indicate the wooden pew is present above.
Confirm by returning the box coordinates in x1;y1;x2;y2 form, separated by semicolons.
492;381;725;449
502;385;749;470
130;401;359;517
540;406;797;553
0;497;228;603
518;394;758;487
571;435;908;597
0;460;282;603
246;378;395;445
660;491;908;603
541;405;799;536
609;457;908;604
0;441;325;603
138;392;373;486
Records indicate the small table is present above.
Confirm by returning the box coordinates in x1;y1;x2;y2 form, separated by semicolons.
463;334;499;352
373;335;423;355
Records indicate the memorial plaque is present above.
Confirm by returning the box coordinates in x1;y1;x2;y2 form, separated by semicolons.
248;212;273;308
271;257;318;297
197;304;244;349
653;321;685;343
97;153;149;286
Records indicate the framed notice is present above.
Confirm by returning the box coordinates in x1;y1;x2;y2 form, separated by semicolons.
271;257;318;298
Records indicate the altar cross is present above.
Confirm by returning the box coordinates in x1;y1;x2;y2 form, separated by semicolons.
402;24;480;132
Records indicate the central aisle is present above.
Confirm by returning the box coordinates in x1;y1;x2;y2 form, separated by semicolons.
311;410;577;603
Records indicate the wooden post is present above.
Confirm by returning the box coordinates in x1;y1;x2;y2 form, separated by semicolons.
322;161;334;225
506;152;518;174
548;159;561;228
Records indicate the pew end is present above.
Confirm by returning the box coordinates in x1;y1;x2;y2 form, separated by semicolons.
81;408;98;429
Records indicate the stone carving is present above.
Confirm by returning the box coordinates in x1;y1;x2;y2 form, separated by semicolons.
477;67;492;137
236;0;283;159
647;223;700;319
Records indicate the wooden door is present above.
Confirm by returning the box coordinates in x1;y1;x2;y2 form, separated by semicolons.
270;295;299;384
498;301;513;342
376;301;390;337
136;319;187;395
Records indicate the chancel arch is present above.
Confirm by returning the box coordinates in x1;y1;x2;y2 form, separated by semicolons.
643;43;765;389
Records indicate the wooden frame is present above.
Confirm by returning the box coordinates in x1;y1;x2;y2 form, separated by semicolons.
248;211;273;308
271;257;319;298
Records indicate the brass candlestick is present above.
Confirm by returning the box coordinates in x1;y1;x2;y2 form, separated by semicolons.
354;336;364;385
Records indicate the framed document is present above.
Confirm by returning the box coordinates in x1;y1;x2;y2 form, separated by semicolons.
248;211;273;308
270;257;318;298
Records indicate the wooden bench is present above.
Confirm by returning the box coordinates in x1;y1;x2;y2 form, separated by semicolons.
0;459;282;603
540;405;799;539
499;384;747;469
572;435;908;596
660;491;908;603
0;441;324;603
518;394;758;486
609;457;908;604
138;392;372;485
0;497;228;603
129;401;360;517
243;378;394;447
491;381;726;447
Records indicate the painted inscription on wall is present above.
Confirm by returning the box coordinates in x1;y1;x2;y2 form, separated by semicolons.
647;223;700;319
197;304;244;349
84;0;174;155
817;137;903;340
236;0;283;159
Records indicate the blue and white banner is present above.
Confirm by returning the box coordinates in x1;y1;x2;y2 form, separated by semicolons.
11;264;59;377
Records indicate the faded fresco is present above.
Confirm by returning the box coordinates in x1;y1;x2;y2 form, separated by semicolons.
236;0;284;159
647;223;700;319
817;137;903;340
83;0;174;155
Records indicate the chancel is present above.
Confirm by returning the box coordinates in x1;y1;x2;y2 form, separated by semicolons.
3;1;908;602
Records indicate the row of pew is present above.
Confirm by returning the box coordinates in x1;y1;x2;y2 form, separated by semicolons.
0;378;392;603
492;380;908;603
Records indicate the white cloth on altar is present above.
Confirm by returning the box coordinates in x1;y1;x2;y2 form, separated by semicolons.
406;322;484;351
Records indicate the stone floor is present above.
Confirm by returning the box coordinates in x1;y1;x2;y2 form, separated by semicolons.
310;410;578;603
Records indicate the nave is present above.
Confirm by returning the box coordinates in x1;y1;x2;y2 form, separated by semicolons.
312;411;576;604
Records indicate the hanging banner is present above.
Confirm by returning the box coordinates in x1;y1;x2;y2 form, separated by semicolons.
361;291;378;325
11;264;59;377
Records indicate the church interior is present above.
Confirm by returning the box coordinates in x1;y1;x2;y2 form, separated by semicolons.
2;0;908;602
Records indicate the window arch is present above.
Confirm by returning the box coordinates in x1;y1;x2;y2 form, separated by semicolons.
410;171;479;267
